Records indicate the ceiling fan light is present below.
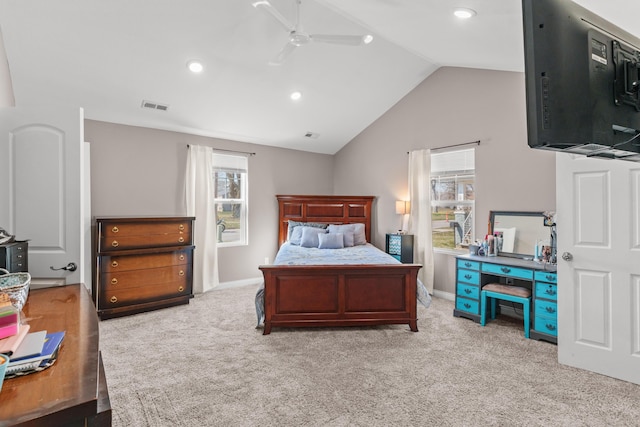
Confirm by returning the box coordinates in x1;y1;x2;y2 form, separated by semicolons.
453;8;476;19
187;60;204;73
363;34;374;45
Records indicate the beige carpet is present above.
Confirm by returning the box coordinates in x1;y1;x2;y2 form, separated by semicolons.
99;284;640;427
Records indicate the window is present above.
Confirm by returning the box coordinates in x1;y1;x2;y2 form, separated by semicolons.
213;153;248;246
431;148;475;249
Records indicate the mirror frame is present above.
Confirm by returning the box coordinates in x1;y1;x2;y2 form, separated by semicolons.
488;210;547;259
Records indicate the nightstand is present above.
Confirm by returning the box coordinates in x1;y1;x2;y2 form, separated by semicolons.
0;240;29;273
385;233;414;263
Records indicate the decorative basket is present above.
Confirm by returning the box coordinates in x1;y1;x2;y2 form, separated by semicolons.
0;268;31;311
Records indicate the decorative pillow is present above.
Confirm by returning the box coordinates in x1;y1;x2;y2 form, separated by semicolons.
342;231;355;247
327;223;367;245
300;227;327;248
288;220;328;240
289;226;304;245
318;233;344;249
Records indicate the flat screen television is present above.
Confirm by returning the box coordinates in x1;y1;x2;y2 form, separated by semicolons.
522;0;640;160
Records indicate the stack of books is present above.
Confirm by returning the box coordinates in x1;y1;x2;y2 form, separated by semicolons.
1;330;65;376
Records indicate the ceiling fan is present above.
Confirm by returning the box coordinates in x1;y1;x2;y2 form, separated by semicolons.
252;0;373;65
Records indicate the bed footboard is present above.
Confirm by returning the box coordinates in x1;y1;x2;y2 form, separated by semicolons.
259;264;421;335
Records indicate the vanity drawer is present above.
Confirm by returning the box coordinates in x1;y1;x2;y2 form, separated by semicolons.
482;263;533;281
457;269;480;285
457;283;480;300
535;299;557;318
457;259;480;271
535;282;558;301
456;297;479;315
534;316;558;337
534;271;557;284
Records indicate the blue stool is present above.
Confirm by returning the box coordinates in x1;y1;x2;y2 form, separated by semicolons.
480;283;531;339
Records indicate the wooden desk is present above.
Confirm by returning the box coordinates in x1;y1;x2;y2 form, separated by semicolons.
0;284;112;426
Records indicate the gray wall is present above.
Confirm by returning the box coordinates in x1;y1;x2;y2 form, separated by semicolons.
85;120;334;284
333;67;556;296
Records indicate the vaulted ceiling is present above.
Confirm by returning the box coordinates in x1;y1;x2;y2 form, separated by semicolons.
0;0;637;154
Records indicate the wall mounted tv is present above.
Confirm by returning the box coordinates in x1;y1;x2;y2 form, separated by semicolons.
522;0;640;161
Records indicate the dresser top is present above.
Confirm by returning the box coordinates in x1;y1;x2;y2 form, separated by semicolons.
457;253;557;273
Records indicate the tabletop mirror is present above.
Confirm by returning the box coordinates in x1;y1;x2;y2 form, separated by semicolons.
489;211;548;260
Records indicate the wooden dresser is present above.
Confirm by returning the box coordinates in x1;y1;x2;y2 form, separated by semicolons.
93;216;195;320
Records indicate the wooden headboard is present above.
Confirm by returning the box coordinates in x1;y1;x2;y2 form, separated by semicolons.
277;195;375;247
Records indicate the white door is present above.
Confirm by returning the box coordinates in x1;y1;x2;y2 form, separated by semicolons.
0;106;87;287
557;152;640;384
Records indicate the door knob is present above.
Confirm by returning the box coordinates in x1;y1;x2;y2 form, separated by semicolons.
50;262;78;272
561;252;573;261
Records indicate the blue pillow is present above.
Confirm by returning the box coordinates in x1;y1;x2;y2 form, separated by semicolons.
289;226;304;245
327;223;366;245
342;231;355;247
288;220;327;240
300;227;327;248
318;233;344;249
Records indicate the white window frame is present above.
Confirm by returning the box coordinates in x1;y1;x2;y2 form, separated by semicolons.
430;148;475;249
213;152;248;247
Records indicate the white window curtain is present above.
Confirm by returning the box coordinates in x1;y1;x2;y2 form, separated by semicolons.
186;145;219;293
408;149;434;294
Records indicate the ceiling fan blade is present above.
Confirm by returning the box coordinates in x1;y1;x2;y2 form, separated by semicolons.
310;34;372;46
269;42;297;65
252;1;295;33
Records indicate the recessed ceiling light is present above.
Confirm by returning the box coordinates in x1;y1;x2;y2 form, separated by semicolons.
290;91;302;101
363;35;374;44
187;60;204;73
453;8;476;19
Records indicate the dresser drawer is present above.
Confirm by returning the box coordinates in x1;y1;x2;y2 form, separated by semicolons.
457;269;480;285
534;316;558;337
457;283;480;300
100;233;191;252
534;271;557;284
98;220;192;251
0;241;29;273
482;263;533;281
535;299;557;318
101;220;192;238
457;259;480;271
535;282;558;301
101;281;191;309
101;265;190;291
101;249;192;273
456;297;479;315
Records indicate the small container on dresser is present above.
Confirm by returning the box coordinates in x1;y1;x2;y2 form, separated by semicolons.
94;216;195;320
0;241;29;273
385;233;414;263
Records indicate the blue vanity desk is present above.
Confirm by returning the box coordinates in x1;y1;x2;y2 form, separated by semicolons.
454;254;558;343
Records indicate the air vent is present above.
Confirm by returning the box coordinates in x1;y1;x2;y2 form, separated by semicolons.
304;132;319;139
141;100;169;111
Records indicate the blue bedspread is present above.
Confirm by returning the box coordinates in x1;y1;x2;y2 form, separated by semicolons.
255;243;432;326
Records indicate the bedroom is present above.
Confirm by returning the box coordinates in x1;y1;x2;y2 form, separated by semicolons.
1;0;639;425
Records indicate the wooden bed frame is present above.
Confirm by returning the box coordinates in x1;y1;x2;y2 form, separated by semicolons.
259;195;421;335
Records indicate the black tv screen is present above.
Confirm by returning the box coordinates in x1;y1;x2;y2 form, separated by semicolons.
522;0;640;160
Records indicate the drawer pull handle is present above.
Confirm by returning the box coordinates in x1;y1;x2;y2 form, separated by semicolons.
463;303;471;309
179;254;185;261
546;324;556;331
500;267;511;274
111;278;118;285
17;254;23;259
464;262;472;268
178;286;184;292
112;226;119;233
546;275;556;282
545;289;556;296
111;240;119;248
110;296;118;303
111;261;119;268
178;237;185;243
464;288;472;294
464;274;472;280
179;224;185;231
179;270;185;276
545;307;556;314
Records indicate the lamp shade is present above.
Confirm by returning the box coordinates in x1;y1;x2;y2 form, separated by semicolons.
395;200;410;215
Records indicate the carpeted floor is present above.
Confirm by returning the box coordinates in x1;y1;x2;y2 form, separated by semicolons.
99;284;640;427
